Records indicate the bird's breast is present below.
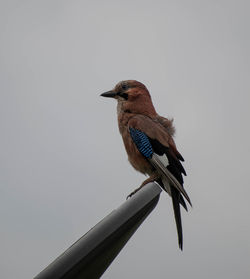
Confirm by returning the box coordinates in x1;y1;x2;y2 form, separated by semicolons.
117;111;154;175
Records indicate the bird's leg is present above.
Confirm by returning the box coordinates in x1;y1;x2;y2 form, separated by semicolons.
126;173;160;199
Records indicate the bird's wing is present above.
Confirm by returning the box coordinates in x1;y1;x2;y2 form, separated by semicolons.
128;116;191;206
156;115;185;161
128;115;191;249
128;115;171;147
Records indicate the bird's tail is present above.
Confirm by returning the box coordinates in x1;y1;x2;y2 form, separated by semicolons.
170;186;183;250
157;178;184;250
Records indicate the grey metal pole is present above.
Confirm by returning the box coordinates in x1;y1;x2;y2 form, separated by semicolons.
34;182;162;279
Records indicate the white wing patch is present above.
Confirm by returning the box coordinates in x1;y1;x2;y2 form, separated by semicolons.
156;153;169;167
161;176;171;195
149;154;192;206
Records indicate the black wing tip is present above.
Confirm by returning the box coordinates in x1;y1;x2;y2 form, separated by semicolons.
179;195;188;211
183;192;192;207
187;200;193;208
188;198;193;207
178;154;185;162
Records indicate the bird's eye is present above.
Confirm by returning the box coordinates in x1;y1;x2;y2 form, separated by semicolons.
121;83;128;90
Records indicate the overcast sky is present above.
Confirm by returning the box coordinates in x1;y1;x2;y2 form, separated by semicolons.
1;1;250;278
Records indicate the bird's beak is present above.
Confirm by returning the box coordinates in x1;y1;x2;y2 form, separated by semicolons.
100;90;117;98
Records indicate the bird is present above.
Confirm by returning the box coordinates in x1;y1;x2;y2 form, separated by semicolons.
100;80;191;250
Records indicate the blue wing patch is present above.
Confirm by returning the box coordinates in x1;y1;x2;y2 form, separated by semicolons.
129;128;153;158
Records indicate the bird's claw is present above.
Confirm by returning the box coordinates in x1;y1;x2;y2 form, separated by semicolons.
126;193;133;200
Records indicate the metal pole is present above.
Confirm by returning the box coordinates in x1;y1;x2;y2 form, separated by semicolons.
34;182;162;279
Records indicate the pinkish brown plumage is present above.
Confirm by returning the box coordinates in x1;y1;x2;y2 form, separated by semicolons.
101;80;191;249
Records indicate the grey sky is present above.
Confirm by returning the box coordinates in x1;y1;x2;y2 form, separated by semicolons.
1;1;249;278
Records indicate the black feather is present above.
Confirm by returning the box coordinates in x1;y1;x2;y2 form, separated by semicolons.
166;149;186;176
149;137;188;249
177;153;185;162
171;186;183;250
179;194;188;211
148;138;186;177
148;138;168;155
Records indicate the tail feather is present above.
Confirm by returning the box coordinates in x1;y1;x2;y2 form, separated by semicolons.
158;178;184;250
171;186;183;250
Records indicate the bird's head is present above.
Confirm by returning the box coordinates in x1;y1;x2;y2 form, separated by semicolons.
101;80;157;117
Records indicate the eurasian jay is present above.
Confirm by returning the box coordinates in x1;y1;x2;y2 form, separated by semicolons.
101;80;191;250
